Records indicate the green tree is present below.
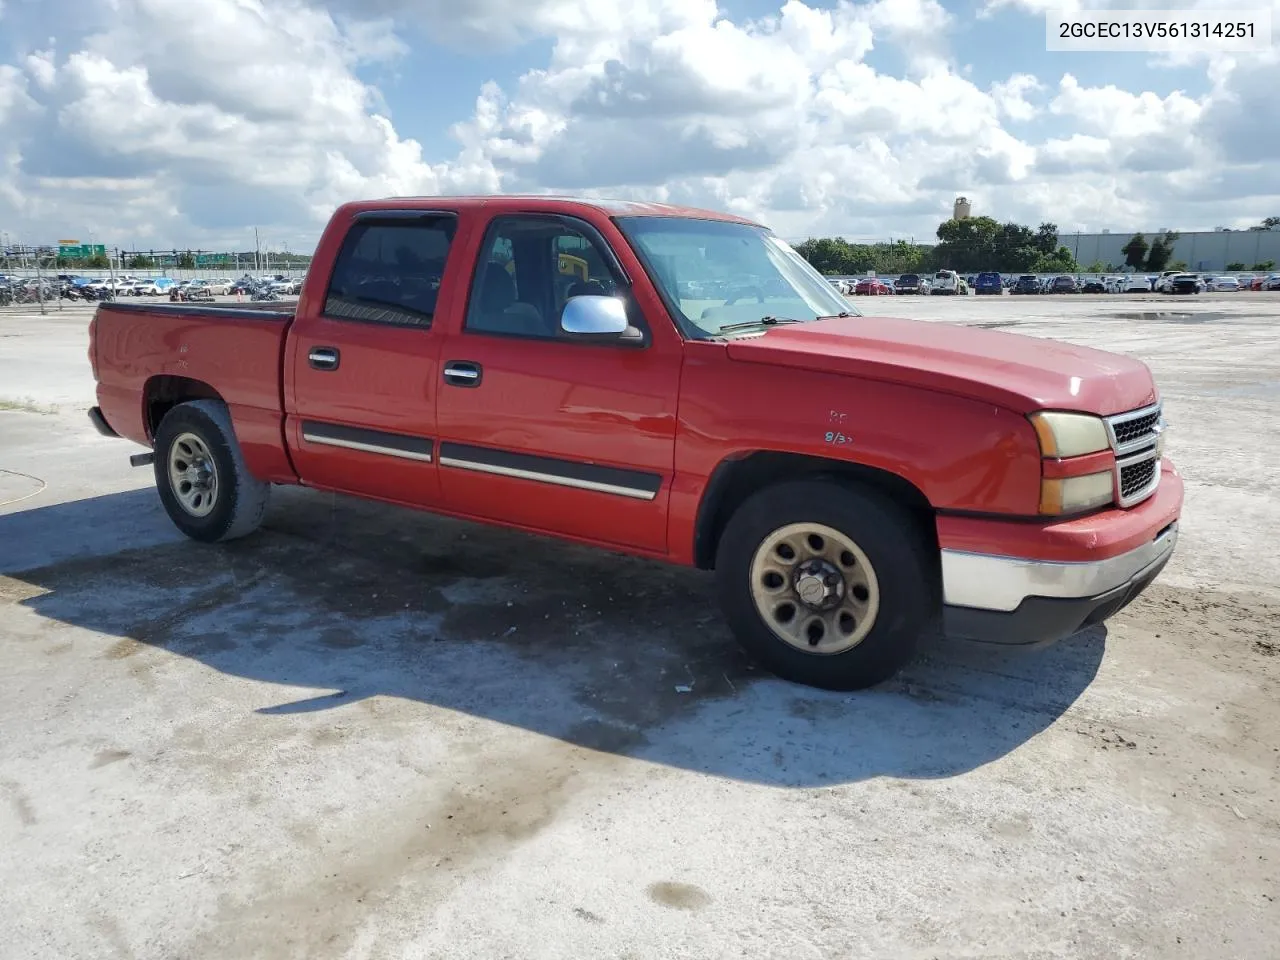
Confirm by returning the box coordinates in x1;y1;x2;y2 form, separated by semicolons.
1226;261;1246;271
177;250;196;269
87;254;110;268
127;255;154;269
1122;233;1149;269
1032;246;1080;273
1168;261;1188;271
1253;216;1280;230
1145;231;1179;271
1034;222;1059;255
1085;260;1105;273
1253;260;1275;270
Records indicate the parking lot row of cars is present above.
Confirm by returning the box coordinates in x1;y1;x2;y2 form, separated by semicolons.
829;269;1280;296
0;272;307;305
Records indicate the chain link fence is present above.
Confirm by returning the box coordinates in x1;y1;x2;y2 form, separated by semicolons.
0;247;310;314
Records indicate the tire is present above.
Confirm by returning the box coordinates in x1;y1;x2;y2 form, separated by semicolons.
715;480;934;690
152;399;270;543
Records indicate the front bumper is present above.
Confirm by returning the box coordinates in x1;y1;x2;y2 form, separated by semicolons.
942;521;1177;645
939;460;1182;646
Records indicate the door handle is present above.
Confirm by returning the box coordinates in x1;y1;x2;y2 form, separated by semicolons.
309;347;340;370
443;361;482;387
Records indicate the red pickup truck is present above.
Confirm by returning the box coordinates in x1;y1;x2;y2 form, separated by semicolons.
87;196;1182;690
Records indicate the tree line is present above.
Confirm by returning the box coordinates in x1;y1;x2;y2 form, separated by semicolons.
796;214;1280;276
796;217;1080;275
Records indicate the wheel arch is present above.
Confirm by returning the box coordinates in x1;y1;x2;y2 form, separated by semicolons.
693;451;938;571
142;375;225;441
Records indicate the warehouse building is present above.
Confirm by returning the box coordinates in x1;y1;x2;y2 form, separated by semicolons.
1060;229;1280;272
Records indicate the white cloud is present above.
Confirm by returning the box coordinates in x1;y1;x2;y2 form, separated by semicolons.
990;73;1042;120
0;0;1276;250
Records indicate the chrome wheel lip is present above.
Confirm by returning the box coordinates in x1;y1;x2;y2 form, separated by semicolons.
167;432;219;518
748;521;881;656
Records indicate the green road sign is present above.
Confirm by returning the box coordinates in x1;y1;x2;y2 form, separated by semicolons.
56;244;107;259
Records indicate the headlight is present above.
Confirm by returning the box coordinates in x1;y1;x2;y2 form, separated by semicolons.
1029;411;1110;458
1040;471;1114;515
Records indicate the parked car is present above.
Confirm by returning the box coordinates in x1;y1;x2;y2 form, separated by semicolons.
202;278;232;295
1050;276;1079;294
1153;271;1184;293
1011;274;1040;295
930;269;968;295
1265;274;1280;291
1203;276;1240;292
827;278;852;296
1161;274;1201;295
974;272;1002;295
87;195;1182;692
853;278;893;295
1118;275;1151;293
894;273;925;294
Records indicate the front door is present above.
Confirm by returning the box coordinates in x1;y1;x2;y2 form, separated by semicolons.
286;212;461;507
435;213;682;553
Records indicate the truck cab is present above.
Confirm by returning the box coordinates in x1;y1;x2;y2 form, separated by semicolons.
87;196;1182;691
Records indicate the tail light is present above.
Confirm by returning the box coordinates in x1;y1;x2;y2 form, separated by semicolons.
88;312;98;379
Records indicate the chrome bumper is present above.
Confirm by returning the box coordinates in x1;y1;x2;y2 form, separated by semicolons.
941;521;1179;613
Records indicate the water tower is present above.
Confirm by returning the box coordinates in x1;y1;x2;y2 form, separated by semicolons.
953;197;972;220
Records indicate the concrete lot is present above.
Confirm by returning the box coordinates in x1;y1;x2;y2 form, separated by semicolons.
1;294;1278;959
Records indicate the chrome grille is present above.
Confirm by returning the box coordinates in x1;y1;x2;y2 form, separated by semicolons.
1119;458;1157;500
1112;411;1160;447
1106;402;1163;507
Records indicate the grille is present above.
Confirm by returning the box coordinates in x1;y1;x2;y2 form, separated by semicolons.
1105;403;1163;507
1120;458;1157;500
1112;410;1160;447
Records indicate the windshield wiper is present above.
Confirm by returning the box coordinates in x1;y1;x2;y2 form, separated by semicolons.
814;312;853;320
716;316;805;333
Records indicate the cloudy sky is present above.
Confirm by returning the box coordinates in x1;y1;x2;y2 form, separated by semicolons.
0;0;1276;252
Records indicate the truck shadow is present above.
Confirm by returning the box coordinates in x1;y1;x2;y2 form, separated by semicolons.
1;485;1105;787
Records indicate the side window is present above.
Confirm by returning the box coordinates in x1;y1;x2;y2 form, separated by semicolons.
465;216;623;340
323;216;456;327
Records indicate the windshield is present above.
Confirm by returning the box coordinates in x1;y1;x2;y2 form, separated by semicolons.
614;217;857;337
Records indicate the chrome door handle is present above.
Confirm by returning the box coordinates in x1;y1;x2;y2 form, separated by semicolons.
309;347;340;370
443;361;482;387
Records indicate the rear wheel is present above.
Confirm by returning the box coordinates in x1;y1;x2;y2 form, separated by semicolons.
153;399;270;543
715;480;934;690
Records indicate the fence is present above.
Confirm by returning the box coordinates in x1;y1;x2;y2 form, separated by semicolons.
0;250;307;313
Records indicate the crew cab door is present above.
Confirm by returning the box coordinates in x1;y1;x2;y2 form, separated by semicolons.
434;213;681;553
285;212;462;506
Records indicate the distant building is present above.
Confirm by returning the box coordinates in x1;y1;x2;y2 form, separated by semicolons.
953;197;972;220
1060;229;1280;272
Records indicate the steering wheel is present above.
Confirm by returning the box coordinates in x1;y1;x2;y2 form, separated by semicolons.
724;285;766;306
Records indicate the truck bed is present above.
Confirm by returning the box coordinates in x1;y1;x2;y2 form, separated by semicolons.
95;299;296;320
90;299;298;482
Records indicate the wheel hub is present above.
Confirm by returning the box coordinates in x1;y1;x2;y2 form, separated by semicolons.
748;522;881;656
793;558;844;610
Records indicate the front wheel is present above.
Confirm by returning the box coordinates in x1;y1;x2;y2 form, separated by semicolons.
715;480;935;690
153;400;270;543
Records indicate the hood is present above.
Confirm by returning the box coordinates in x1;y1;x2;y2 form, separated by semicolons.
723;315;1156;416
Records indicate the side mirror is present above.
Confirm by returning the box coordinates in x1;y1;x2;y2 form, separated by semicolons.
560;295;639;341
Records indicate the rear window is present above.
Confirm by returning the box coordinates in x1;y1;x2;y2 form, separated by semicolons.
324;215;457;327
898;274;918;282
978;272;999;281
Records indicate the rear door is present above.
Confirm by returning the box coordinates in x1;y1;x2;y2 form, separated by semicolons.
285;211;463;506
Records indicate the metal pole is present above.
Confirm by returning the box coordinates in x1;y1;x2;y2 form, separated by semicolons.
35;249;46;314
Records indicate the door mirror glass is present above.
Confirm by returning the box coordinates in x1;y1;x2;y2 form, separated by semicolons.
560;294;630;338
